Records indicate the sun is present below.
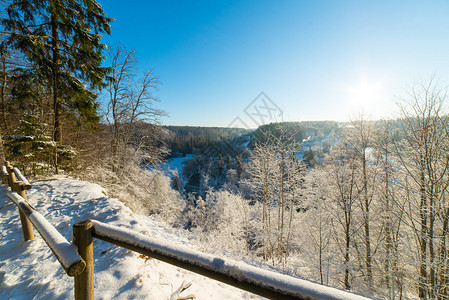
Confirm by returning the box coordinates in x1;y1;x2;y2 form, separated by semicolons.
344;75;384;111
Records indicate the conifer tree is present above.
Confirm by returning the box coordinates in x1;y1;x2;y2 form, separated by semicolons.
3;113;56;174
2;0;113;146
303;147;315;168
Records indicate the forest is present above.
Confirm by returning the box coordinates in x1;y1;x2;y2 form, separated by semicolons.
0;1;448;299
169;97;449;299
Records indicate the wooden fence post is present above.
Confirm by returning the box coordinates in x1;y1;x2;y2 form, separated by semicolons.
8;165;34;241
73;220;94;300
4;161;11;186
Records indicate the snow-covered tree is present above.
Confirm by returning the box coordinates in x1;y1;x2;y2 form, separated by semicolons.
320;141;361;290
344;115;380;291
3;0;112;172
247;127;306;264
395;80;449;299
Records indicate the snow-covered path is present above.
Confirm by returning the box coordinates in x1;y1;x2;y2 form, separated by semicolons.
0;177;260;299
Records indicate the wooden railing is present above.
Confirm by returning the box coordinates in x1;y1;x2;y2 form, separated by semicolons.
2;161;372;300
2;161;86;276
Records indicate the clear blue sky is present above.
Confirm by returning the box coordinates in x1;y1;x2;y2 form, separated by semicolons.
100;0;449;127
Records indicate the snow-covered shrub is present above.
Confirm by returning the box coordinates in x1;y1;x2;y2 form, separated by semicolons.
78;144;184;225
147;170;185;226
208;190;251;254
184;189;258;256
222;169;239;193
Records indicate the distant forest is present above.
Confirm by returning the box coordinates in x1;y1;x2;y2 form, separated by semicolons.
164;121;341;157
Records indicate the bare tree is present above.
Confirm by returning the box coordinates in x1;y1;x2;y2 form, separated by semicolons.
344;115;379;291
303;170;332;286
247;139;277;261
395;79;449;299
104;45;167;173
375;119;407;299
323;141;361;290
247;126;305;264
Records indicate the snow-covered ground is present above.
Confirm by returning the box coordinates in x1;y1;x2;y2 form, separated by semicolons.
0;177;261;299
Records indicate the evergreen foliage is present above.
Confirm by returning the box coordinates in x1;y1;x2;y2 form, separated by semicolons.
2;0;113;144
3;113;54;173
303;147;315;167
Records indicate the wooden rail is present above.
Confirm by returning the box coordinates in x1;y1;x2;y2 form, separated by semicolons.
71;219;372;300
2;161;86;277
7;191;86;276
3;161;372;300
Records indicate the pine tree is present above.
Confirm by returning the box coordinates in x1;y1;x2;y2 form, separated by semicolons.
3;113;55;174
2;0;113;151
217;154;224;177
236;156;243;180
303;147;315;167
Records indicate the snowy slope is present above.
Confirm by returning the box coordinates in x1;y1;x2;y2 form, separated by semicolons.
0;177;261;299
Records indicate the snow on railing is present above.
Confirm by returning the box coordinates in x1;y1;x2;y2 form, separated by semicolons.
78;219;372;300
1;165;8;177
13;166;31;189
7;191;86;276
3;161;85;277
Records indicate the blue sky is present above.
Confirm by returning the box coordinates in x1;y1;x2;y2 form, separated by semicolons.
100;0;449;127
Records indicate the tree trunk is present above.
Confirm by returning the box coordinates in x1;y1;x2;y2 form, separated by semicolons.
419;166;428;299
383;145;393;294
0;52;8;132
262;159;268;260
51;11;61;173
361;151;373;291
319;218;324;285
344;220;351;290
278;149;285;261
438;207;449;299
429;209;435;297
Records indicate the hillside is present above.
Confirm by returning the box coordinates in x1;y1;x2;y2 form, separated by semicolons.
0;177;262;299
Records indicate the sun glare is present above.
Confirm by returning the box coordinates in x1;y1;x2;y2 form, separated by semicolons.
344;76;384;112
